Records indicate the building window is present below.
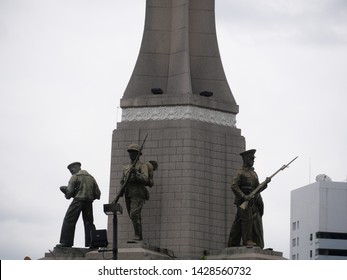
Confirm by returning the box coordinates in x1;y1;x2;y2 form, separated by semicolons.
310;250;313;259
292;238;296;247
292;221;300;230
310;233;313;241
297;237;299;246
316;249;347;257
292;254;296;260
316;231;347;240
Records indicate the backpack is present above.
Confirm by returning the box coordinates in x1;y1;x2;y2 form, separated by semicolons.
145;160;158;188
144;160;158;200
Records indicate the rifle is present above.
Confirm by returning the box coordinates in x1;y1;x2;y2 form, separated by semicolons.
112;133;148;204
239;156;298;210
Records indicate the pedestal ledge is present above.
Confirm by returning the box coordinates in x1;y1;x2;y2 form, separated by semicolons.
86;241;175;260
207;247;287;260
41;242;175;260
40;246;99;260
118;241;175;260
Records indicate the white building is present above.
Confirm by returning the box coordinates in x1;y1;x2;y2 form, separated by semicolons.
290;179;347;260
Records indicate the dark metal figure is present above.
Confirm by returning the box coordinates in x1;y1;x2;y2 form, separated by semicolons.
57;162;101;248
122;144;149;241
227;150;269;248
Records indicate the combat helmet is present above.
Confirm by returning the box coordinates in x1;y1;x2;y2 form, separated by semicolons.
127;143;142;155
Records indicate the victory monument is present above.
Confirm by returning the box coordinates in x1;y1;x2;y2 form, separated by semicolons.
42;0;286;260
108;0;245;259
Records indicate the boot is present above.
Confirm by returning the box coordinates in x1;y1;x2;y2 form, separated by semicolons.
132;221;142;241
246;240;257;248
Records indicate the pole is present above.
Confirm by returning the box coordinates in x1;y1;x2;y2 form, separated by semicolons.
112;214;118;260
103;203;122;260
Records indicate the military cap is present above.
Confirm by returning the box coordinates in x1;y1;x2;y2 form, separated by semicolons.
127;143;142;155
240;149;256;158
67;162;81;170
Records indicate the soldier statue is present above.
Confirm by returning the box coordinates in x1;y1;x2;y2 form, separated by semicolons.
122;144;150;241
227;149;270;249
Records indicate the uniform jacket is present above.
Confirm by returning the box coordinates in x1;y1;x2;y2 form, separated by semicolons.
231;166;266;216
231;167;261;204
65;170;101;201
123;162;149;198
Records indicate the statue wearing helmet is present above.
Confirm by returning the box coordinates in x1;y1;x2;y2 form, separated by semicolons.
122;143;149;241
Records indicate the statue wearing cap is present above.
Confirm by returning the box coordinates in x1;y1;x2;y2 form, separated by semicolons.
57;162;101;248
122;143;149;241
227;149;269;249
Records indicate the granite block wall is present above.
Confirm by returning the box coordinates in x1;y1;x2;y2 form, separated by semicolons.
107;119;245;258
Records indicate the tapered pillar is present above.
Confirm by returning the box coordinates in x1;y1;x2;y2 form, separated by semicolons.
108;0;245;259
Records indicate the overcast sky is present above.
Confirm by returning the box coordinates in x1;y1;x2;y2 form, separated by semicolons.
1;0;347;260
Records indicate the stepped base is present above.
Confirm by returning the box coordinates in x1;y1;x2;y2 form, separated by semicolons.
207;247;287;260
40;242;175;260
40;246;98;260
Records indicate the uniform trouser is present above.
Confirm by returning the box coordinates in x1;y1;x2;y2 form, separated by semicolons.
59;199;96;247
125;195;144;239
227;209;242;247
228;205;264;249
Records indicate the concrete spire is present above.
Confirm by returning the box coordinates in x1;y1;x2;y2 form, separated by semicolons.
121;0;238;114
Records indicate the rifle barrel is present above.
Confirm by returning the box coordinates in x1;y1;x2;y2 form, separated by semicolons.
239;156;298;210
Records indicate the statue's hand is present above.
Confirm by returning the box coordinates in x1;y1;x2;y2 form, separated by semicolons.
127;167;139;181
129;170;137;181
265;177;271;184
243;194;254;201
59;186;67;194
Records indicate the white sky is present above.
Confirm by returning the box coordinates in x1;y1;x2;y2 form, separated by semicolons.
1;0;347;260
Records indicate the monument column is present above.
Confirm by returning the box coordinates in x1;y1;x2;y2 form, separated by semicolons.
108;0;245;259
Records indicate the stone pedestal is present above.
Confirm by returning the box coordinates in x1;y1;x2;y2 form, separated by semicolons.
41;243;174;260
207;247;287;260
88;242;175;260
109;121;244;259
40;246;99;260
118;242;175;260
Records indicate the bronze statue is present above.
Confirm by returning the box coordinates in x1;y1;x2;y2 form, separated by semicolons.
228;150;297;249
57;162;101;248
121;143;151;241
227;150;269;249
112;134;157;241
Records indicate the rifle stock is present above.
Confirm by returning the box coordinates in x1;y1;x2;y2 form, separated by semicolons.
239;156;298;210
239;180;267;210
112;134;148;204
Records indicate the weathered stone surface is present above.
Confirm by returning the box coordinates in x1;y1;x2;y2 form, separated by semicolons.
108;120;245;259
121;0;238;114
40;243;174;260
117;242;175;260
40;246;98;260
207;247;286;260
